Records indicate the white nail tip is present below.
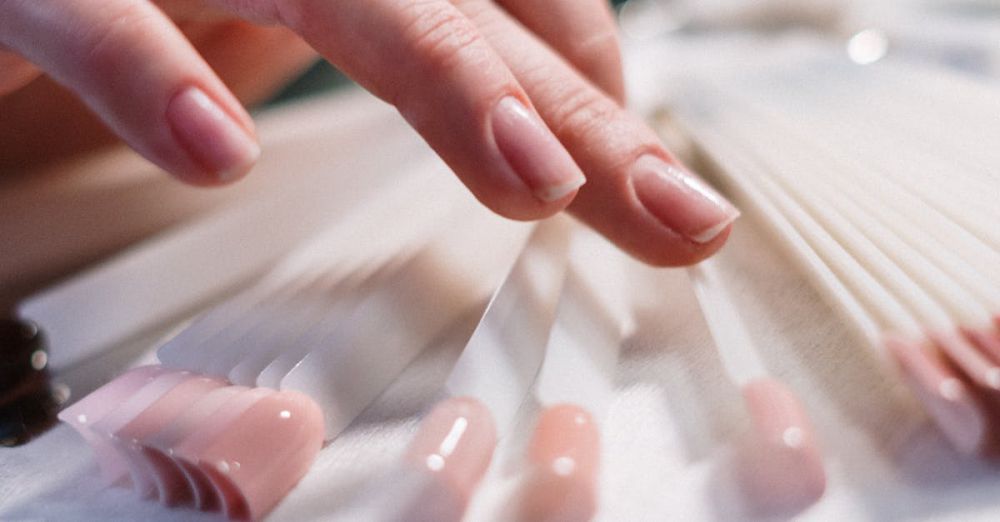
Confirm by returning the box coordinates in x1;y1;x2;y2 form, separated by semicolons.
689;209;741;244
535;176;586;202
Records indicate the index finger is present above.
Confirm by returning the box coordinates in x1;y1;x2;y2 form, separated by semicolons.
495;0;625;104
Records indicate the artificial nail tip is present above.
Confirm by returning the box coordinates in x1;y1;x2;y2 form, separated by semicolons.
535;176;586;202
689;210;740;244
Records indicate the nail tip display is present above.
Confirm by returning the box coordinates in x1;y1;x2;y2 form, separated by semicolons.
59;367;325;521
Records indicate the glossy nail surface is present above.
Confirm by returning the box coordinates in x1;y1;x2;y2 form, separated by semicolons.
736;378;825;515
194;390;324;520
520;404;600;522
166;86;260;182
405;397;497;508
886;336;986;455
491;96;586;202
115;375;226;500
630;154;739;243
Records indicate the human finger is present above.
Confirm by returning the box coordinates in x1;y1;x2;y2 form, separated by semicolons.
0;0;259;185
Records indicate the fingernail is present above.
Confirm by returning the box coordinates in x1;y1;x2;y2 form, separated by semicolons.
491;96;586;202
167;86;260;182
630;154;740;243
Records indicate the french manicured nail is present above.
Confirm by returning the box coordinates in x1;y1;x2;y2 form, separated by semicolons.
491;96;586;202
630;154;740;243
167;86;260;182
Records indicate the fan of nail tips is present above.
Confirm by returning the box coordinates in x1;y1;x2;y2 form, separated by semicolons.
655;44;1000;456
59;366;325;520
55;189;538;520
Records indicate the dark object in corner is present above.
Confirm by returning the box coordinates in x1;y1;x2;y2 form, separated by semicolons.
0;318;62;446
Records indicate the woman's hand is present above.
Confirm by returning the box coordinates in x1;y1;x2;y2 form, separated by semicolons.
0;0;738;265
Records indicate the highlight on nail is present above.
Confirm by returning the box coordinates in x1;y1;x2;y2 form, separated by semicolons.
403;396;497;513
689;260;826;515
518;404;601;522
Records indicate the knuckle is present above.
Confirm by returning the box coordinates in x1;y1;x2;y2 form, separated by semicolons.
570;29;620;64
548;86;620;144
78;3;160;76
403;2;483;76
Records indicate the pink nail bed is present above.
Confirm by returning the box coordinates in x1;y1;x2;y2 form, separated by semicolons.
630;154;740;244
59;366;325;521
491;96;586;203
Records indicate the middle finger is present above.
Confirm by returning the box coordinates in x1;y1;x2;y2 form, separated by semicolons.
458;0;740;266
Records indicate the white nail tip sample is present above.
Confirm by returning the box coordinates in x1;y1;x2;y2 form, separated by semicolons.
60;366;324;520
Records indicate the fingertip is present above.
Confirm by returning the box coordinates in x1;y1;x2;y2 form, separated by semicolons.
631;225;732;267
165;85;260;186
475;182;580;222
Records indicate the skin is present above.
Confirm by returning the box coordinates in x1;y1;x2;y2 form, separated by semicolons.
0;0;735;266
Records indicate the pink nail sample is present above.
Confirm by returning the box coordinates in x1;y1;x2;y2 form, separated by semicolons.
89;371;198;496
188;390;324;520
59;365;326;520
962;327;1000;365
735;378;825;514
929;331;1000;391
142;385;247;509
169;387;273;514
885;336;986;455
114;375;226;500
520;404;600;522
402;397;497;519
58;366;170;484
